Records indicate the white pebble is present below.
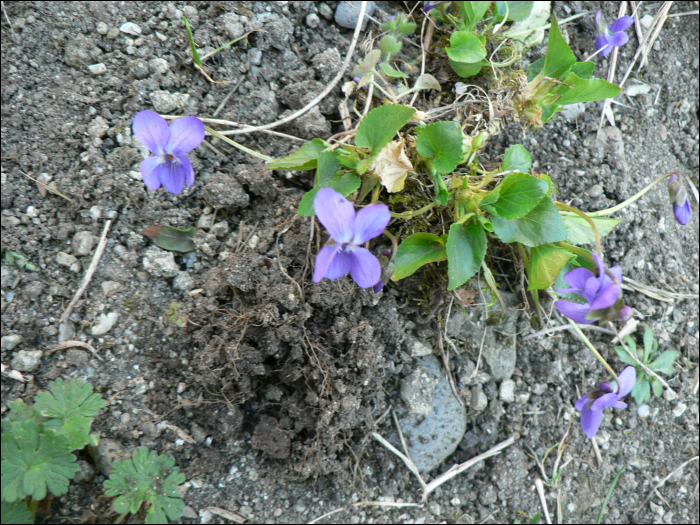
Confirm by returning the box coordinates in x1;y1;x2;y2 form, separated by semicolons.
91;312;119;336
672;403;687;418
88;63;107;75
120;22;141;36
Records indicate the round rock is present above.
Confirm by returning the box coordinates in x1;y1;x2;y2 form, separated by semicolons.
11;349;43;372
91;312;118;336
334;1;375;29
143;246;180;278
395;356;467;473
72;231;98;256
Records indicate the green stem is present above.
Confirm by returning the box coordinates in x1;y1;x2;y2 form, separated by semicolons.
556;202;602;257
596;466;626;524
516;243;543;321
565;314;619;384
371;183;381;204
555;242;596;265
481;261;507;312
390;200;438;219
205;126;275;162
586;172;677;217
491;45;517;67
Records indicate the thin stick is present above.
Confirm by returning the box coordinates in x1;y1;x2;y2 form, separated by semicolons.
667;9;699;17
630;2;646;68
521;323;616;341
216;2;367;136
409;16;428;107
1;1;14;34
422;436;516;501
632;456;698;517
371;431;427;493
591;437;603;467
535;478;552;524
59;219;112;326
212;76;244;117
161;115;306;142
47;340;102;361
437;327;464;408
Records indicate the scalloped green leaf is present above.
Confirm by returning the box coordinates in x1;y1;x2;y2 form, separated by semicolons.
268;138;330;171
492;196;567;246
392;233;447;281
34;378;107;450
503;144;532;174
557;75;621;106
356;104;415;155
450;58;488;78
528;243;575;290
1;499;33;524
1;420;79;502
650;350;677;374
460;2;492;30
445;30;487;64
380;62;408;78
563;216;623;245
416;121;464;174
104;447;185;525
446;220;487;290
630;376;651;405
643;325;655;362
480;173;549;220
496;1;534;21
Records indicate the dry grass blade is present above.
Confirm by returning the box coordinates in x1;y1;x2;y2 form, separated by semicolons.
47;340;101;361
622;276;698;302
535;478;552;524
307;501;423;524
59;219;112;326
20;170;74;202
422;436;516;501
204;507;247;523
165;423;197;444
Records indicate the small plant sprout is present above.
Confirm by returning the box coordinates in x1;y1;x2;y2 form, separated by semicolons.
132;110;205;194
1;379;107;522
313;188;391;289
593;9;634;57
615;326;678;405
575;366;636;439
104;447;186;525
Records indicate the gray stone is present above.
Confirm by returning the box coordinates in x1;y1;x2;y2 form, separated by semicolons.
637;403;650;418
88;63;107;75
672;403;687;417
58;321;75;342
132;59;150;79
11;349;43;372
479;484;497;506
106;27;120;39
306;13;320;28
319;3;333;20
335;1;375;29
101;281;121;295
210;220;230;238
148;57;169;75
72;231;98;256
405;335;433;357
248;47;262;66
149;91;192;114
143;246;180;278
1;334;23;350
587;184;604;198
281;106;330;139
499;379;516;403
471;384;488;411
265;18;293;51
173;271;194;291
88;438;128;477
447;296;518;381
119;22;141;36
395;356;467;473
400;366;439;414
96;21;108;35
220;13;244;40
91;312;118;336
87;116;109;139
73;459;95;483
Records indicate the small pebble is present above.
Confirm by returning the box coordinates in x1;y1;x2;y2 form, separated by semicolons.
106;27;120;40
91;312;119;336
72;231;98;256
88;63;107;75
101;281;121;296
120;22;141;36
587;184;604;198
499;379;516;403
96;21;108;35
450;497;461;506
672;403;687;418
1;334;23;350
306;13;320;28
637;404;650;418
89;206;102;220
58;321;75;342
11;350;43;372
334;0;375;30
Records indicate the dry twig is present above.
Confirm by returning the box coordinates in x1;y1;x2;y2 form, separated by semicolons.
47;340;102;361
59;219;112;326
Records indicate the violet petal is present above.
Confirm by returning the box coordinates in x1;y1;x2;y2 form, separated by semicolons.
350;247;382;288
313;245;340;283
555;300;593;324
589;283;620;310
580;407;603;439
133;110;169;154
590;392;619;411
352;204;391;245
608;31;629;48
616;366;637;398
564;268;595;291
165;116;205;154
140;156;164;190
609;15;634;33
159;158;187;194
314;188;356;244
575;394;591;411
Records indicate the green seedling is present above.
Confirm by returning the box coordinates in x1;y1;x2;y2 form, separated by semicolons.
1;379;107;521
3;249;39;271
183;15;258;83
615;326;678;404
514;512;541;524
104;447;186;525
166;302;187;327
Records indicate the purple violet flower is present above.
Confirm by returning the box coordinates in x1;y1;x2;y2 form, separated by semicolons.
575;366;636;438
423;1;441;12
594;10;634;57
668;173;692;225
555;253;632;324
132;110;205;194
313;188;391;289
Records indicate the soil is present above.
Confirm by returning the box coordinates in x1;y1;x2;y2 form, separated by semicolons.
1;1;698;524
